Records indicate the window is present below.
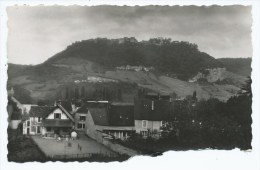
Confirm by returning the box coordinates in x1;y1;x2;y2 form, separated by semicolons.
79;116;86;121
54;113;61;119
27;121;30;126
142;120;148;128
37;117;41;123
46;127;51;132
161;121;166;127
77;123;85;129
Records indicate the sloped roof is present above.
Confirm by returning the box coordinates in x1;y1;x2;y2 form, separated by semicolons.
88;103;135;127
85;102;109;108
58;105;74;122
29;106;55;118
109;104;134;126
134;99;174;121
29;105;74;122
89;108;109;126
76;101;109;114
76;104;89;113
41;119;73;127
60;101;72;112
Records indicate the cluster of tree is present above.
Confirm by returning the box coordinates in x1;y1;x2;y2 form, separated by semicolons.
60;81;137;102
12;85;34;104
161;77;252;150
8;97;22;120
45;38;222;80
120;78;252;152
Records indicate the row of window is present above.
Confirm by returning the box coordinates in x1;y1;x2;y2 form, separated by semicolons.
26;117;41;126
141;120;166;128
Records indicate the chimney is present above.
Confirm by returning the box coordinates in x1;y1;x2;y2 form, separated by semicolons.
56;100;62;106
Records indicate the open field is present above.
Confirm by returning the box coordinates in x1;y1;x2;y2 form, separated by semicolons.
32;135;117;158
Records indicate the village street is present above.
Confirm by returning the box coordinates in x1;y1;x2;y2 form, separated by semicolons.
32;135;117;158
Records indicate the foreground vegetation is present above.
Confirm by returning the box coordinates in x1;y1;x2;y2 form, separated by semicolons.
119;78;252;154
7;125;46;162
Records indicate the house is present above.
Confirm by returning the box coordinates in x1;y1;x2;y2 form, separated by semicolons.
84;102;135;142
134;98;174;138
23;102;74;136
74;104;88;131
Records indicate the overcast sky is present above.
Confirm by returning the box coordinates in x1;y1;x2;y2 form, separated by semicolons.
7;5;252;65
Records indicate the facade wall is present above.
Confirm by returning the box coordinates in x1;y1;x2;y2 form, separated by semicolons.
135;120;162;137
75;113;87;131
23;117;42;135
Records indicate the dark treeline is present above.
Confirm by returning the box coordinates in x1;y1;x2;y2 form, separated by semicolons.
58;81;138;102
45;38;222;80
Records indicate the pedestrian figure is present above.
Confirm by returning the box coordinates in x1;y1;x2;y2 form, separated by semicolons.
79;146;82;151
78;143;80;150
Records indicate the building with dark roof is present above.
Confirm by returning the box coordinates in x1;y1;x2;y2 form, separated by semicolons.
23;104;74;136
74;101;110;131
81;102;135;142
134;98;175;138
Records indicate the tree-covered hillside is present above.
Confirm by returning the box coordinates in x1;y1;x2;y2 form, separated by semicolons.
45;38;222;80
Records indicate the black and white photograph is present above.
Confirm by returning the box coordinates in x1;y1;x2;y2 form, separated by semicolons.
0;1;260;170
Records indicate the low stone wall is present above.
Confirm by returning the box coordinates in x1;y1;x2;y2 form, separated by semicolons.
102;138;139;157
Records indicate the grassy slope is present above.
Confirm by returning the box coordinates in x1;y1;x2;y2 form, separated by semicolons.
8;57;248;103
218;58;252;76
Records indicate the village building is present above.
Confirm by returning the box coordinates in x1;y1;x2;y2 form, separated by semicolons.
23;101;74;136
83;102;135;142
134;93;174;138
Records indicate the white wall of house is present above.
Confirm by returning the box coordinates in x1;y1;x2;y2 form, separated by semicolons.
135;120;162;136
23;117;42;135
46;108;69;120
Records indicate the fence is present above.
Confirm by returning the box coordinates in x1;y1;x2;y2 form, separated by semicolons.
48;152;117;160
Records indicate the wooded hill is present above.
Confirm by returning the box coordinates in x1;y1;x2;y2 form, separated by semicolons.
7;38;251;104
45;38;222;80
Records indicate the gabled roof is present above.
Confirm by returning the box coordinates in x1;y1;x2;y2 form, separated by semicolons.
134;99;174;121
89;108;109;126
60;101;72;112
88;103;135;127
76;101;109;114
58;105;75;122
29;105;74;122
109;104;134;126
29;106;56;118
76;104;89;113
